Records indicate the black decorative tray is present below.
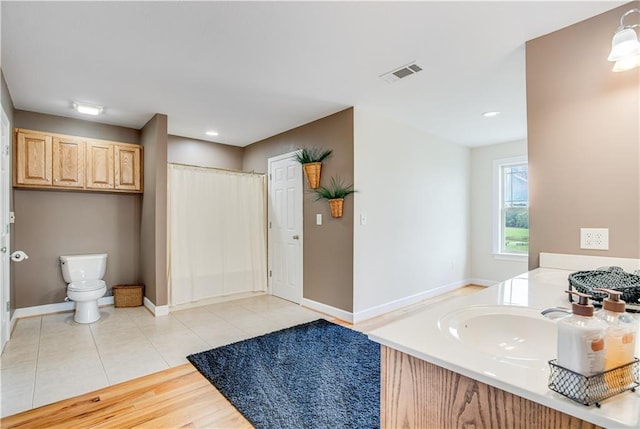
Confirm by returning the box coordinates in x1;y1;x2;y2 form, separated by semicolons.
568;267;640;312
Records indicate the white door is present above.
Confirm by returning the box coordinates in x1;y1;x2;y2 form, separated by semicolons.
268;152;303;304
0;108;10;353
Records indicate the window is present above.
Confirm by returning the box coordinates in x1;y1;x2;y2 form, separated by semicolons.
493;157;528;259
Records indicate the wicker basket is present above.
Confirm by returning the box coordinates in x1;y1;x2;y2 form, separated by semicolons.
568;267;640;310
112;284;144;308
302;162;322;189
328;198;344;218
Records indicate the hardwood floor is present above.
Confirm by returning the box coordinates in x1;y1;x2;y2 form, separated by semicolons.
1;285;485;428
0;364;251;429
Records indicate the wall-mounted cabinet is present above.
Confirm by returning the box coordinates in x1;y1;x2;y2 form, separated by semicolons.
14;129;143;193
86;141;114;190
15;131;52;186
53;136;85;188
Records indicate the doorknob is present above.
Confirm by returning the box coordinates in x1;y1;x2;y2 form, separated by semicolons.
292;235;300;240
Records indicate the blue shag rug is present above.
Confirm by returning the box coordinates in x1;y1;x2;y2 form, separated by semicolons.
187;319;380;429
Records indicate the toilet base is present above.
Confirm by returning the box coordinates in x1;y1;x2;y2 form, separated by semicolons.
74;300;101;324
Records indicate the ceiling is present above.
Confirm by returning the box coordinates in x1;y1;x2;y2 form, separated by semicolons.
1;1;624;147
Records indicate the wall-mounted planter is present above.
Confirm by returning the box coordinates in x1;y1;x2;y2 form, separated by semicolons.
314;176;356;219
328;198;344;218
295;147;332;190
303;162;322;189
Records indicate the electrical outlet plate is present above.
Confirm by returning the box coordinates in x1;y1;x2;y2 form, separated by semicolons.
580;228;609;250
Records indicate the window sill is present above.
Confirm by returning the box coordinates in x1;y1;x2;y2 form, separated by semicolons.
493;253;528;263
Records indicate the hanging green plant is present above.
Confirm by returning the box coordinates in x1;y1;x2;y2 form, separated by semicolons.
294;147;333;164
294;147;333;189
313;176;357;218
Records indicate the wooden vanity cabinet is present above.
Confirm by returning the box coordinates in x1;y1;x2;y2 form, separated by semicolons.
14;129;142;193
15;130;52;186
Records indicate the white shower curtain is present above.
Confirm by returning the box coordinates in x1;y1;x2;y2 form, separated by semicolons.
168;164;267;306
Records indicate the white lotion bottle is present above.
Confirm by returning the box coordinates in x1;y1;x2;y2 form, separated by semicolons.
594;288;637;370
557;291;607;376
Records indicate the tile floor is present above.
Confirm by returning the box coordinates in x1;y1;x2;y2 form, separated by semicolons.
0;285;484;418
0;294;324;418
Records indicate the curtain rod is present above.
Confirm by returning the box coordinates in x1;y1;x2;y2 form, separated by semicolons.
168;162;266;177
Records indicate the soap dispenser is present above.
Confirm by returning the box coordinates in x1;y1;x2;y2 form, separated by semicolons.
557;291;608;376
594;288;637;370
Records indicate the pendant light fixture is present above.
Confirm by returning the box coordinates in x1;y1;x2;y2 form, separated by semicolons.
608;8;640;72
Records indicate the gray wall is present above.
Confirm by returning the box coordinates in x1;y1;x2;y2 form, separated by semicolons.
2;70;16;315
14;191;141;306
140;114;168;307
12;111;142;307
168;135;242;170
1;72;13;127
15;110;139;144
526;4;640;269
242;108;354;312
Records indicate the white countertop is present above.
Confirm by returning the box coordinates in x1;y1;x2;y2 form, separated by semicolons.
368;266;640;429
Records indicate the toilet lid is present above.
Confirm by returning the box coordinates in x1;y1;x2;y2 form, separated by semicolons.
68;280;106;292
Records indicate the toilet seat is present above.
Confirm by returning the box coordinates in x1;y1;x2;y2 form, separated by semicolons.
67;279;106;292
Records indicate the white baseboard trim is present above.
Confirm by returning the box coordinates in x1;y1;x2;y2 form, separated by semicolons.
144;297;169;317
301;298;353;323
468;278;497;287
13;296;115;319
352;279;470;323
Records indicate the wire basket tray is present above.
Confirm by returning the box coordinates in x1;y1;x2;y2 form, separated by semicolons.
548;358;639;407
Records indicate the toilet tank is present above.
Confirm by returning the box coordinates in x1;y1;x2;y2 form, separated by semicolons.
60;253;108;283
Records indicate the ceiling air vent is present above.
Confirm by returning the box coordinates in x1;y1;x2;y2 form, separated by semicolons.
380;62;423;83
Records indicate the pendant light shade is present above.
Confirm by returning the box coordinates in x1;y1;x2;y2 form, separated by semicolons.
608;8;640;72
612;54;640;72
608;27;640;61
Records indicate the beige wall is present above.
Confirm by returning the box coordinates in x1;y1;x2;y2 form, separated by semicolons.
168;135;242;170
526;3;640;269
140;114;168;306
12;111;142;308
243;108;354;312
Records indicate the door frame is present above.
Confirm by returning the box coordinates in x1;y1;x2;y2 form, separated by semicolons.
267;151;303;303
1;106;11;353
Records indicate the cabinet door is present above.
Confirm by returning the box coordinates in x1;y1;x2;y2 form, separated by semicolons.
114;144;142;192
53;136;85;188
15;131;52;186
86;141;114;189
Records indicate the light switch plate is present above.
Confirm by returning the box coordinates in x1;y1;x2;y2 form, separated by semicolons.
316;214;322;225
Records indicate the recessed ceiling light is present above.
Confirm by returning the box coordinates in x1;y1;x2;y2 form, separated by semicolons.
482;111;501;118
73;102;103;116
205;131;219;137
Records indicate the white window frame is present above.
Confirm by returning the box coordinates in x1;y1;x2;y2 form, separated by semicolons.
492;156;528;262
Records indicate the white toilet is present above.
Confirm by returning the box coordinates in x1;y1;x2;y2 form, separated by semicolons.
60;253;108;324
